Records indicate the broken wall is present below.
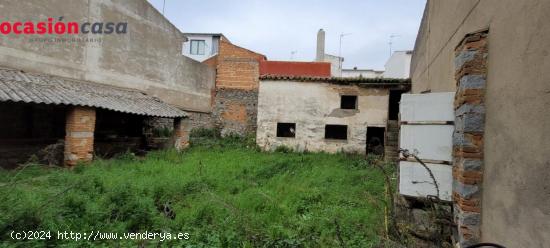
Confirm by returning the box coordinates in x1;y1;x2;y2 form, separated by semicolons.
257;80;389;154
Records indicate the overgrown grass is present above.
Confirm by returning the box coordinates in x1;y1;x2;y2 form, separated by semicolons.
0;132;390;247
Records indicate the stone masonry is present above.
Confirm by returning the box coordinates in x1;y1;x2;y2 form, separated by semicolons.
186;111;215;131
64;106;96;166
452;30;488;247
213;88;259;136
210;39;265;136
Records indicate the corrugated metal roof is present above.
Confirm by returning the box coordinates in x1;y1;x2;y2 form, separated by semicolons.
0;67;187;118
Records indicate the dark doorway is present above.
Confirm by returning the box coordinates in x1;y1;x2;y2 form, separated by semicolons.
366;127;385;155
388;90;405;120
325;125;348;140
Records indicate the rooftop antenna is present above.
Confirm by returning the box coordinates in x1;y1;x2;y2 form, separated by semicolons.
389;34;400;57
290;50;297;60
162;0;166;15
339;33;352;76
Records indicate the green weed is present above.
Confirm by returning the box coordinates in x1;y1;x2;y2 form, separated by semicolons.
0;135;388;247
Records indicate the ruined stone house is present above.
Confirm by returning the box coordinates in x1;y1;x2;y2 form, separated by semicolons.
252;28;412;157
398;0;550;247
256;75;409;155
0;0;215;167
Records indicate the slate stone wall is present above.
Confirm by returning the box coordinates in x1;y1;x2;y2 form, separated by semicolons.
452;30;488;247
213;88;258;136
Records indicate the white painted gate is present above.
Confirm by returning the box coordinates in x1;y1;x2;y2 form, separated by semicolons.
398;92;455;201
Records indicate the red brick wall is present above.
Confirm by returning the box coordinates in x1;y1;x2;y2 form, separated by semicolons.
202;55;218;68
64;106;96;166
259;61;331;77
216;40;265;90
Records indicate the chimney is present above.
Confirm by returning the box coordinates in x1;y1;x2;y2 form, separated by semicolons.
316;29;325;62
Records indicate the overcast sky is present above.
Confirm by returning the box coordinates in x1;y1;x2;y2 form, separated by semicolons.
148;0;426;70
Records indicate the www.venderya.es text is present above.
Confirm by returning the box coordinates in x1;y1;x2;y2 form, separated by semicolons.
10;230;190;242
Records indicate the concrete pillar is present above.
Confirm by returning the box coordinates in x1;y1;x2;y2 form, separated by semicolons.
316;29;325;62
173;117;190;150
64;106;96;166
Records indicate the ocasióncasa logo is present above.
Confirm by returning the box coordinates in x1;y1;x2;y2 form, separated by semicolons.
0;17;127;35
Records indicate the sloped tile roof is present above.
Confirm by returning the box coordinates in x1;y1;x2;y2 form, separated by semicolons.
259;61;331;77
259;74;411;88
0;67;187;118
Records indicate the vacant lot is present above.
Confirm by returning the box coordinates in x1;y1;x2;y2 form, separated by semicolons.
0;134;390;247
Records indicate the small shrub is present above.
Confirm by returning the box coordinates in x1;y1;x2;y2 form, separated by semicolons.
189;128;222;147
274;145;294;153
113;151;138;162
190;127;221;139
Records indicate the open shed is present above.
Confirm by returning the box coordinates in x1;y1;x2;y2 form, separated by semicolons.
0;67;190;168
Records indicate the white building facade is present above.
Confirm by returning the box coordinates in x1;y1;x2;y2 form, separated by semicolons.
383;50;412;79
341;51;412;79
341;68;384;78
182;33;226;62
